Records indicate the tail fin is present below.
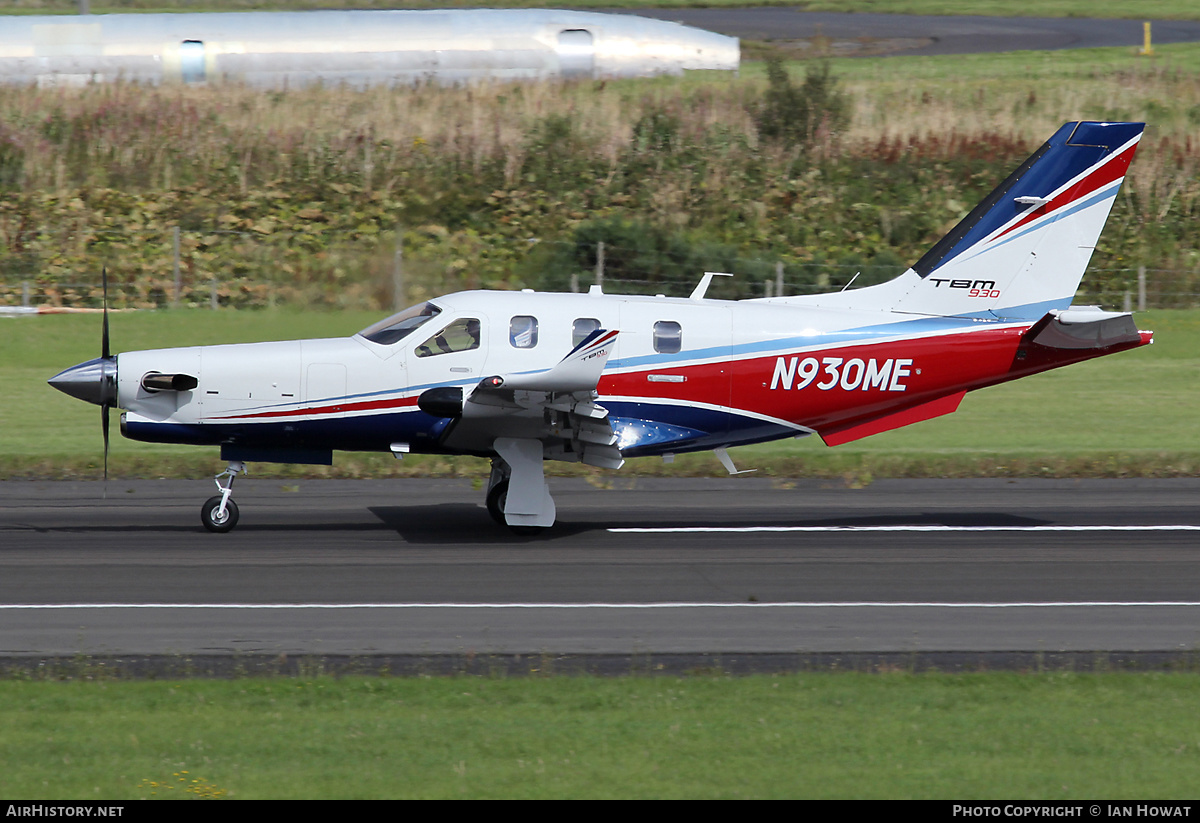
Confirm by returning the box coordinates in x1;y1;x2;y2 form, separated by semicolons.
891;121;1143;320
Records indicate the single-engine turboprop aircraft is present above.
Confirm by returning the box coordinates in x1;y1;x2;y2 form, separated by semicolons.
50;121;1152;533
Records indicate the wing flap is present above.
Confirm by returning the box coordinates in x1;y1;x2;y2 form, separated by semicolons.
434;330;622;463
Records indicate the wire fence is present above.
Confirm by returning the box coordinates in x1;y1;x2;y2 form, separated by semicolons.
2;227;1198;312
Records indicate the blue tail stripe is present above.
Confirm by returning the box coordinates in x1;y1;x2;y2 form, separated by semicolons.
914;121;1142;278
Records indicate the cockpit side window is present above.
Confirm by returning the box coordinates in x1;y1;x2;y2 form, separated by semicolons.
415;318;482;358
358;302;442;345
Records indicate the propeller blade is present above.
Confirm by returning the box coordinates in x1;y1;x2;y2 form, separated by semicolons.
101;402;110;490
101;266;110;360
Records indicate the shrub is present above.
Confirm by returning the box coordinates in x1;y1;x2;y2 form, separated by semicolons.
754;58;849;150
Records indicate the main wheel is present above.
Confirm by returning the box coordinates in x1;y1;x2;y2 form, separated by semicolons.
201;495;240;533
485;480;508;526
485;480;547;535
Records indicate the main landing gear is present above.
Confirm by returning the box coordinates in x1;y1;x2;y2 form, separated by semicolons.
201;461;245;533
486;438;555;535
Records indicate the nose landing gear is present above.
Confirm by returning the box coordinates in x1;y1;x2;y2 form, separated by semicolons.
201;461;245;533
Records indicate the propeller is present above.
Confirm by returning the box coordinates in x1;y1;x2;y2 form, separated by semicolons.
100;266;114;486
46;266;120;490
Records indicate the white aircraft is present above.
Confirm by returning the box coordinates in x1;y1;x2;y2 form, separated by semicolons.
50;121;1152;533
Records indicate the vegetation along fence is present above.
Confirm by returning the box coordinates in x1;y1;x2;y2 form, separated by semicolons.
0;228;1195;313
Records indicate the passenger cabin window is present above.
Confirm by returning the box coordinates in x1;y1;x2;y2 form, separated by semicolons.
510;316;538;349
653;321;682;354
358;302;441;345
415;318;481;358
572;318;601;347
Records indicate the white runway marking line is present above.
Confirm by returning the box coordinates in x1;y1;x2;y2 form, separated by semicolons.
5;602;1200;609
609;525;1200;533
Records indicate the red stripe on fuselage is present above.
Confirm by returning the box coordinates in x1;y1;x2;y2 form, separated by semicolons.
208;394;419;422
733;327;1031;431
600;326;1029;430
617;322;1147;436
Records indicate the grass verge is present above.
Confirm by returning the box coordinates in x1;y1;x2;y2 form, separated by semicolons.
4;671;1200;799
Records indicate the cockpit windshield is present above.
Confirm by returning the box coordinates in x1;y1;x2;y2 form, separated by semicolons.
358;302;442;345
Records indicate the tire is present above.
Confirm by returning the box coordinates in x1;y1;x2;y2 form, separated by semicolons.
201;495;240;533
485;480;508;526
485;479;549;535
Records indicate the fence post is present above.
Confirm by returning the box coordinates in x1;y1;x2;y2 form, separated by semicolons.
594;240;605;289
775;260;784;297
210;278;218;310
21;281;29;308
172;226;181;307
400;225;410;311
1138;265;1146;311
1124;291;1132;312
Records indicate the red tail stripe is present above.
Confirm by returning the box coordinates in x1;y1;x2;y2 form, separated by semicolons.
991;142;1137;243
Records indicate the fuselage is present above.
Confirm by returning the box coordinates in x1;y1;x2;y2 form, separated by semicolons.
0;10;738;87
115;288;1151;462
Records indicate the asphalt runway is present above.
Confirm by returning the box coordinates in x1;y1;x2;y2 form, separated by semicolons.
624;9;1200;57
2;478;1199;671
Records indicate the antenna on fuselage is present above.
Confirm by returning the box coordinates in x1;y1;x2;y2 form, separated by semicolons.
690;271;733;300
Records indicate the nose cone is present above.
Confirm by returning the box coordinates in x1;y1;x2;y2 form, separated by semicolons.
48;357;117;406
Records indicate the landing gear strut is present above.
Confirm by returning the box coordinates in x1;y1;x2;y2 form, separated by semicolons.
201;461;245;533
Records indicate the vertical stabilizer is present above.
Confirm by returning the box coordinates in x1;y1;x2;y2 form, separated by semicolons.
890;121;1143;320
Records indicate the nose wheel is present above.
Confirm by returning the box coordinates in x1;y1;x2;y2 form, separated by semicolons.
201;495;240;533
202;461;245;533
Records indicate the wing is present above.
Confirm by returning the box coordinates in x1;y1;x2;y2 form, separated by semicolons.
418;329;623;468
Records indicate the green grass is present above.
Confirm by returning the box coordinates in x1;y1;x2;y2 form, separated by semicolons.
4;307;1195;480
791;1;1200;19
3;672;1200;799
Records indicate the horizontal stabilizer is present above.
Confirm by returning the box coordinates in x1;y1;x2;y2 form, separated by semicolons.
1025;309;1144;350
